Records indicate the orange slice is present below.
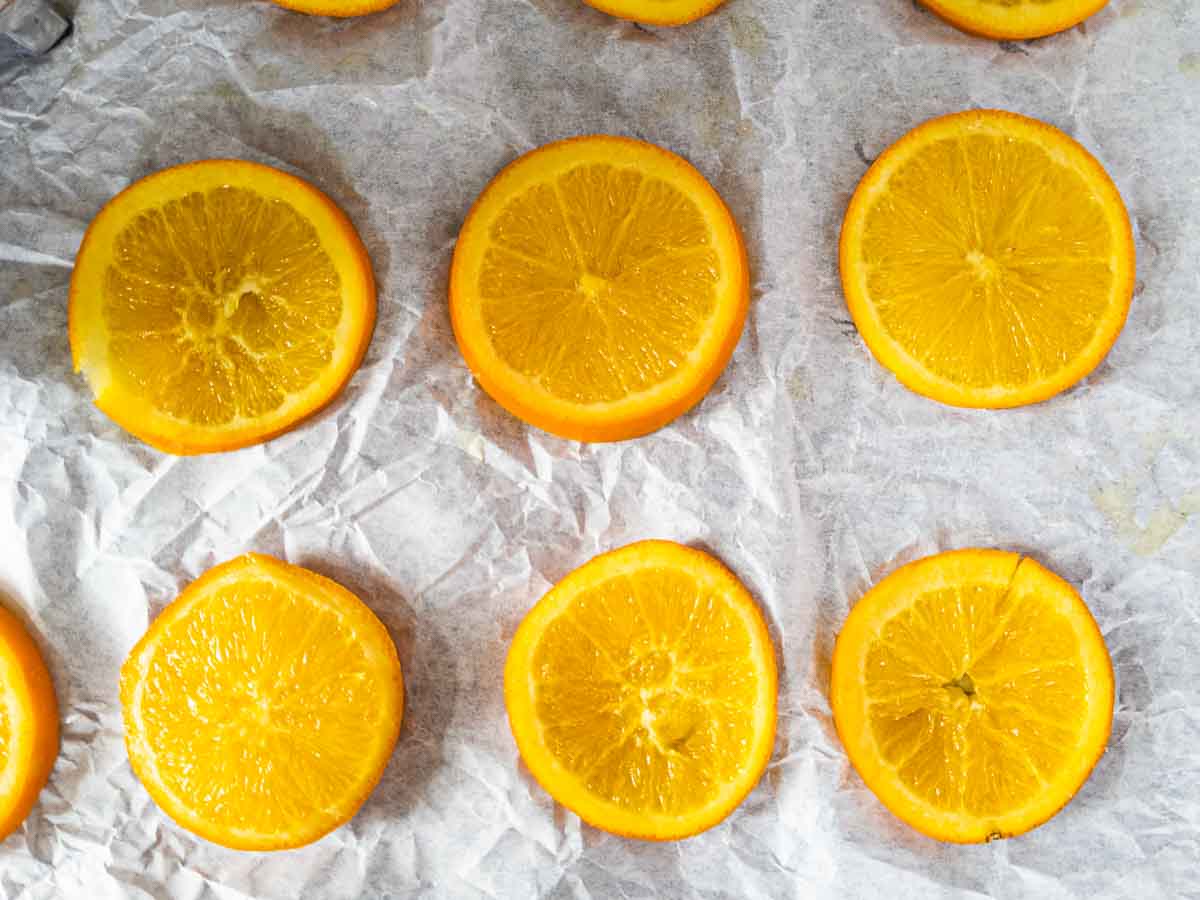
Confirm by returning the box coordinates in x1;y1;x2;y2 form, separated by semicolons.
267;0;401;16
450;136;749;442
830;549;1114;843
504;540;776;840
0;605;58;841
70;160;375;455
840;109;1134;408
918;0;1108;40
582;0;728;26
120;554;403;850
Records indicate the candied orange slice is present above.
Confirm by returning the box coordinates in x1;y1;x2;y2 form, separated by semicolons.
840;109;1134;408
268;0;401;17
120;554;403;850
918;0;1108;40
0;604;58;841
450;136;749;442
505;541;776;839
70;160;375;454
582;0;729;26
830;549;1114;842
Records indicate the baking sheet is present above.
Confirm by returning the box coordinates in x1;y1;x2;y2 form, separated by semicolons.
2;0;1199;896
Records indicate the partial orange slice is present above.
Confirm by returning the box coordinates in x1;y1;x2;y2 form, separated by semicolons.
505;540;776;840
830;549;1114;843
918;0;1107;40
120;554;403;850
70;160;375;455
267;0;401;16
0;605;58;841
582;0;728;26
450;136;749;442
840;109;1134;408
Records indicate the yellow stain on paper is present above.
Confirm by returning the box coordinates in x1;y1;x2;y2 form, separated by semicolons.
1091;428;1199;556
1092;479;1200;557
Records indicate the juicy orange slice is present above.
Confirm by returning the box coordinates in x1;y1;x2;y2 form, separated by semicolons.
840;109;1135;408
582;0;728;26
267;0;400;16
70;160;375;455
120;554;403;850
504;541;776;840
450;136;749;442
918;0;1108;39
830;549;1114;843
0;604;58;841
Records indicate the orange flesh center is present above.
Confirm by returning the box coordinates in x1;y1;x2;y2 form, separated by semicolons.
530;568;760;815
478;163;721;404
865;576;1088;817
101;186;343;425
137;580;389;835
860;134;1117;389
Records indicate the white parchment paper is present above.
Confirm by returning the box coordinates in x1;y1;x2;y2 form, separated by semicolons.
2;0;1199;896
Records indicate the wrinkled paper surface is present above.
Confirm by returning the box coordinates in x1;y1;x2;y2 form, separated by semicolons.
2;0;1199;896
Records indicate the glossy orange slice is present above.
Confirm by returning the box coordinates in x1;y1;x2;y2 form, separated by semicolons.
451;136;749;442
918;0;1108;40
121;554;403;850
0;604;58;841
840;110;1134;408
831;549;1114;842
70;160;375;454
505;541;776;839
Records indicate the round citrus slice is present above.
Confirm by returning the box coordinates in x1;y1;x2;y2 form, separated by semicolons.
830;549;1114;843
582;0;728;26
70;160;376;455
0;604;58;841
917;0;1107;40
267;0;400;16
505;540;776;840
450;136;749;442
120;554;403;850
840;109;1135;408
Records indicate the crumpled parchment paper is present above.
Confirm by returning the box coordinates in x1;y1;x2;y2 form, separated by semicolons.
1;0;1198;896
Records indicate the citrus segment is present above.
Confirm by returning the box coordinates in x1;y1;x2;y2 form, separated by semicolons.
840;109;1134;408
917;0;1108;40
505;541;776;840
120;554;403;850
581;0;729;26
70;160;375;454
830;549;1114;842
0;605;58;841
451;136;749;441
